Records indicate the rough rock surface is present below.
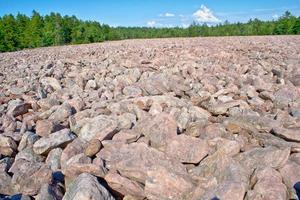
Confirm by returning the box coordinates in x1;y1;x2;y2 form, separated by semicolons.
1;36;300;199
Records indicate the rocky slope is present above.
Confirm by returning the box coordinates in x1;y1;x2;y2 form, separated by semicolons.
1;36;300;200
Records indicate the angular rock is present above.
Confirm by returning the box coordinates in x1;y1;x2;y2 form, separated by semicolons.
33;128;76;155
100;142;187;183
279;160;300;199
35;119;55;137
7;102;31;117
235;146;290;171
246;167;287;200
78;115;118;142
62;153;106;179
46;148;63;171
0;135;17;156
48;102;73;123
105;172;145;199
132;113;177;149
41;77;62;91
272;127;300;142
145;166;194;200
36;183;64;200
62;173;115;200
10;160;52;195
0;171;15;195
165;134;209;164
60;138;88;168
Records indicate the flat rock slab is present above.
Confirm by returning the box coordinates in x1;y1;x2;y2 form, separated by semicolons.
165;134;209;164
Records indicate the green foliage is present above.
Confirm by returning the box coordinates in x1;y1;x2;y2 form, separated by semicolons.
0;10;299;52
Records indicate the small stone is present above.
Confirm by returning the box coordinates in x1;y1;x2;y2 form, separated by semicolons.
41;77;62;91
0;135;17;156
84;139;102;157
225;122;242;134
85;79;97;89
7;102;31;117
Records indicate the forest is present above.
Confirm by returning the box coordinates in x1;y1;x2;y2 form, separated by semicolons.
0;10;299;52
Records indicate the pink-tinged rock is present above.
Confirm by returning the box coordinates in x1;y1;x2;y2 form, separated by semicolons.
10;160;52;195
105;172;145;199
112;129;140;143
62;153;106;179
165;134;209;164
60;138;88;168
274;84;299;108
35;119;55;137
145;166;194;200
200;181;246;200
0;135;17;156
100;142;187;183
40;77;62;91
208;100;243;115
279;160;300;199
246;167;287;200
185;119;208;137
272;127;300;142
67;97;85;112
62;173;115;200
132;113;177;149
1;115;17;132
122;85;142;97
7;102;31;117
235;146;290;170
33;128;76;155
78;115;118;142
0;171;16;195
48;102;73;123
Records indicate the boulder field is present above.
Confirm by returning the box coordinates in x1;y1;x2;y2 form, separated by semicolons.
1;36;300;200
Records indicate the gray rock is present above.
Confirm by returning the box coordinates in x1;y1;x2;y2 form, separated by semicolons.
46;148;63;171
62;173;115;200
33;129;76;155
78;115;118;142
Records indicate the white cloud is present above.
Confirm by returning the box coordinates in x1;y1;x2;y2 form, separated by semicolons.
272;14;279;19
159;12;175;17
193;5;220;23
165;12;175;17
147;20;156;27
179;14;185;18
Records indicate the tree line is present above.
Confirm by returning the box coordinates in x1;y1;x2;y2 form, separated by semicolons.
0;10;299;52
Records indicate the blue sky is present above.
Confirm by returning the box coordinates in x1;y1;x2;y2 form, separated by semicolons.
0;0;299;27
